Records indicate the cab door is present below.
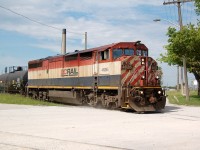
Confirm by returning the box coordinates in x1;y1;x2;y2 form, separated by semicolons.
93;51;99;76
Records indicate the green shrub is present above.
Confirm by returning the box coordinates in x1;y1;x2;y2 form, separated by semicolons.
167;90;200;106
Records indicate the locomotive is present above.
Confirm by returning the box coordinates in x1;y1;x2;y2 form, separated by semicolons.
27;41;166;112
0;66;28;94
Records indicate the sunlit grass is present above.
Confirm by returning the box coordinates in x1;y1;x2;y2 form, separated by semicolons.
167;90;200;106
0;93;62;106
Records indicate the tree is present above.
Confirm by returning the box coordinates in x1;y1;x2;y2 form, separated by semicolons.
159;24;200;95
195;0;200;15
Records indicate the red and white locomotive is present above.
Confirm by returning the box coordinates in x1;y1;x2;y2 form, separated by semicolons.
28;41;166;112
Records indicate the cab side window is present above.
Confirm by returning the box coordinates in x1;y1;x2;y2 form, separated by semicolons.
124;48;134;56
100;49;110;60
113;48;123;59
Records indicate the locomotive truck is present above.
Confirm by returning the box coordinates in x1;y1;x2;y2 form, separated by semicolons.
27;41;166;112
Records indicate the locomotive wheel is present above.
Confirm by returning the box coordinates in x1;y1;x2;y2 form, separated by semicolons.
95;101;103;109
38;92;43;100
108;102;117;110
133;96;145;106
42;92;47;101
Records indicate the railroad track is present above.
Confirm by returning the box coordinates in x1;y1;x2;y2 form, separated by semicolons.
0;131;132;150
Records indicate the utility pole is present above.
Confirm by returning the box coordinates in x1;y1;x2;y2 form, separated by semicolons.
85;32;87;50
177;66;179;91
163;0;194;101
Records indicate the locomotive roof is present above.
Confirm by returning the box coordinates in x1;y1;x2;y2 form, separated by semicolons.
29;42;147;63
66;41;147;55
62;42;117;56
78;43;116;53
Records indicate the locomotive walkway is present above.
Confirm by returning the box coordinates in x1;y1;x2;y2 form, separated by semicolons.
0;102;200;150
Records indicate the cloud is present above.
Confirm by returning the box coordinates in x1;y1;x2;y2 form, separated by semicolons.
0;1;168;61
0;0;197;85
0;1;167;53
0;0;167;54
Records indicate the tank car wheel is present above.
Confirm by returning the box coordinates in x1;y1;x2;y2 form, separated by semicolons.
20;90;24;95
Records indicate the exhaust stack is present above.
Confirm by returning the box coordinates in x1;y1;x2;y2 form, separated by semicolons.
61;29;66;54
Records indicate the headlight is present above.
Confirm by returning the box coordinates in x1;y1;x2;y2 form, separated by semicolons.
141;75;145;79
140;91;144;94
156;76;159;80
141;58;145;65
158;91;162;94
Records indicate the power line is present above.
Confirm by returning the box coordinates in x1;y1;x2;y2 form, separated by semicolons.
164;3;170;21
189;3;193;23
173;3;177;23
182;3;187;24
0;4;84;35
0;5;61;31
67;30;84;35
186;2;190;24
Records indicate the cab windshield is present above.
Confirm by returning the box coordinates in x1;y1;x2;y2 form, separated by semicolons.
113;48;134;59
136;49;148;56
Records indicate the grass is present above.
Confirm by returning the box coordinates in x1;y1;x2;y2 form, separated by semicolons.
2;91;199;107
167;90;200;106
0;93;62;106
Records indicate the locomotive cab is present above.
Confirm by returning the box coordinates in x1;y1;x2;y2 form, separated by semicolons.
112;43;148;60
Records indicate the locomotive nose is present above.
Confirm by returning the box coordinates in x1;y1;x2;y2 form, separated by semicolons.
128;95;166;112
121;56;146;87
128;97;156;112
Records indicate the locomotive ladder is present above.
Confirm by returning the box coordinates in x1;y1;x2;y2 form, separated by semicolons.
93;51;99;103
93;76;98;102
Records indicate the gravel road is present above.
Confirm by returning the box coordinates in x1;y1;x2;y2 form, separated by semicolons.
0;101;200;150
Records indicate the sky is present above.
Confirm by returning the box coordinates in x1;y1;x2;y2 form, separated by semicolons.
0;0;199;86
